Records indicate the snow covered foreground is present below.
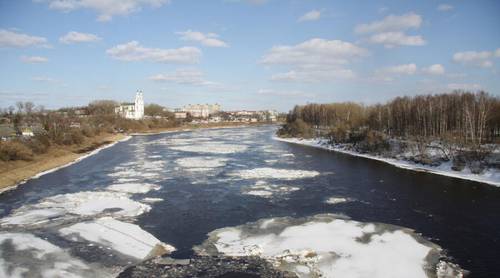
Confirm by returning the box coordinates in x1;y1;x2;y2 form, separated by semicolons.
196;214;464;278
0;232;109;278
275;137;500;187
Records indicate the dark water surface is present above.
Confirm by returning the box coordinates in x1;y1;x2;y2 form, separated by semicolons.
1;126;499;277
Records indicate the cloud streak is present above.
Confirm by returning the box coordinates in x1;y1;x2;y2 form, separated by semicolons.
176;30;228;47
106;41;201;63
59;31;101;44
0;29;49;48
38;0;170;22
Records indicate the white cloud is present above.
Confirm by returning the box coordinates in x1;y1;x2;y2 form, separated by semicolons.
437;4;454;11
355;13;425;48
367;31;425;48
20;56;49;63
106;41;201;63
261;38;366;83
452;50;494;68
0;29;49;48
149;69;222;88
38;0;170;22
354;12;422;34
381;63;417;75
494;48;500;58
447;83;482;91
421;64;445;75
261;38;368;66
59;31;101;44
271;68;355;82
375;63;417;81
176;30;228;47
298;10;321;22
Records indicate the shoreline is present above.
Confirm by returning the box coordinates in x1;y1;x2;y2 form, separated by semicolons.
274;136;500;187
0;134;132;195
0;123;272;195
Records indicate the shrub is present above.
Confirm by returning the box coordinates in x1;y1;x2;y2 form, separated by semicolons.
355;130;390;154
69;130;85;145
27;134;51;154
0;141;34;161
277;119;314;138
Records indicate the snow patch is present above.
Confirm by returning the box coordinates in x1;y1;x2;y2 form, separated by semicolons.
197;214;462;278
275;137;500;187
0;232;106;278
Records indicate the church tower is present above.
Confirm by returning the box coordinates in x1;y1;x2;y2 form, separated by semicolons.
134;90;144;120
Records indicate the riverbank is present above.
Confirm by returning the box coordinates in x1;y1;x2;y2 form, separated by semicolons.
275;136;500;187
0;122;272;194
0;133;131;194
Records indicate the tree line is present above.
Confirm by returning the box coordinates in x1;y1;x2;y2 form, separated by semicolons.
281;91;500;146
0;100;177;161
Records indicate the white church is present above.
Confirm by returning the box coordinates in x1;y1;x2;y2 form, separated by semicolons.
115;90;144;120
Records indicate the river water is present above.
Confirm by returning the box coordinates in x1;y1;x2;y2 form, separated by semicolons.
0;126;498;277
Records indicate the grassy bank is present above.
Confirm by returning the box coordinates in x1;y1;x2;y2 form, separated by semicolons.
0;133;127;193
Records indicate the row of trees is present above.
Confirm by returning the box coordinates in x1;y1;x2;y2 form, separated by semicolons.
282;91;500;146
0;100;178;161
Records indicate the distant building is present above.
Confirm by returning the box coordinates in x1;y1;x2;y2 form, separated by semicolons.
21;127;34;137
115;90;144;120
182;103;221;118
174;111;187;119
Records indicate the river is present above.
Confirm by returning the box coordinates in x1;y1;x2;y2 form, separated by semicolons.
0;126;498;277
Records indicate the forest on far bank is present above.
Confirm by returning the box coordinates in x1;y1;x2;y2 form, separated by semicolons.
278;91;500;173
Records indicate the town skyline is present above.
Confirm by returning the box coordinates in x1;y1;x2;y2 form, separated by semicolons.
1;0;500;112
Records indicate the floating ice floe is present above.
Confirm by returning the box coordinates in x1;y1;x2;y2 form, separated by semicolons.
59;217;175;261
175;157;228;172
1;191;150;226
0;232;108;277
196;214;464;278
141;197;164;203
231;168;320;180
243;181;300;198
108;169;160;179
325;197;351;205
169;142;248;154
107;183;160;194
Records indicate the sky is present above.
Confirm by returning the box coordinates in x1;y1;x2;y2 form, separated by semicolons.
0;0;499;112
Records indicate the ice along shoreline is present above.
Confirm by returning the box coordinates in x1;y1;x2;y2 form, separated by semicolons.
274;136;500;187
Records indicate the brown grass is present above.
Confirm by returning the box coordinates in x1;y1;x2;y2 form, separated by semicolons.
0;133;126;192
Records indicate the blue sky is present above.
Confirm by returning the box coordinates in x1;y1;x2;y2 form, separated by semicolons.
1;0;499;111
